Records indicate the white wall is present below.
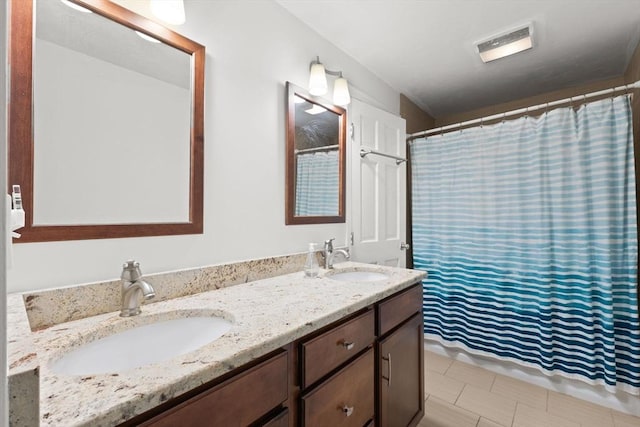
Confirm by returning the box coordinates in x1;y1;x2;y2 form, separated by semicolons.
1;0;9;422
7;0;399;292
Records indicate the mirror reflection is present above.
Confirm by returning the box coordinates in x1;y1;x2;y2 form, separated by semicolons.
34;0;191;225
8;0;205;242
285;82;346;225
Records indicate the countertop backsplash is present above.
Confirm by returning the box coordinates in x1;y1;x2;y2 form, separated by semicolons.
21;252;316;331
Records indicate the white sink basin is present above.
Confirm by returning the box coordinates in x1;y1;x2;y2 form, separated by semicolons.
328;271;389;282
50;316;232;376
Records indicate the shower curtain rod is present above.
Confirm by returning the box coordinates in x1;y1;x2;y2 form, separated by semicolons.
295;144;339;154
408;80;640;141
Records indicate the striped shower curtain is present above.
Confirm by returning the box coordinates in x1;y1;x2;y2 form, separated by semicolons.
411;95;640;394
295;150;339;216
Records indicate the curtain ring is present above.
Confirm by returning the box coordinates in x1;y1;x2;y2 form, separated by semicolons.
544;102;549;115
501;111;507;123
480;117;484;128
458;122;463;133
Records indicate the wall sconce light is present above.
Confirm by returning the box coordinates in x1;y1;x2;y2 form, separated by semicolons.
150;0;186;25
308;56;351;106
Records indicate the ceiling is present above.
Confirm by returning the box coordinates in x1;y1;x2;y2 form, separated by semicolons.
277;0;640;118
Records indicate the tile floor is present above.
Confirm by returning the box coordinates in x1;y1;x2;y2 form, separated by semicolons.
419;350;640;427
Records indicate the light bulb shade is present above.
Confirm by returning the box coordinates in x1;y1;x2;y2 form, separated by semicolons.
309;63;328;96
150;0;186;25
333;76;351;106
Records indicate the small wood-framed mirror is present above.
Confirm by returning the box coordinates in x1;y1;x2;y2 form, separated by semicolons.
8;0;205;242
285;82;346;225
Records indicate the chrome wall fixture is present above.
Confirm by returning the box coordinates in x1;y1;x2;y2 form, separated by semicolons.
308;56;351;106
360;148;407;165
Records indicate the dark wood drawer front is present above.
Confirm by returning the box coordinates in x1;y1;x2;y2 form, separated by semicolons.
142;351;288;427
377;284;423;336
302;349;375;427
261;408;289;427
301;309;375;388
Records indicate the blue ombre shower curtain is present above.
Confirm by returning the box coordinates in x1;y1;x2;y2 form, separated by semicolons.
295;150;339;216
411;95;640;394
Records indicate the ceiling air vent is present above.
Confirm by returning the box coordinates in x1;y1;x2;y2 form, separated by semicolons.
476;24;533;63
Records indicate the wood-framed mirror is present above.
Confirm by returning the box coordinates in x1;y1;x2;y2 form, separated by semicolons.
285;82;346;225
8;0;205;242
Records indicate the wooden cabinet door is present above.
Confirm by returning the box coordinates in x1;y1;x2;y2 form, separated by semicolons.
378;313;424;427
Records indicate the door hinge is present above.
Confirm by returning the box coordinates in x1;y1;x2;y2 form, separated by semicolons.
350;232;354;246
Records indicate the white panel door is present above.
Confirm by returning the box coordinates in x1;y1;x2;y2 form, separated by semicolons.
349;100;407;267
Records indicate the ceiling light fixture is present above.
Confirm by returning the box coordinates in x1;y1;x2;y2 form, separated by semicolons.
308;56;351;106
476;24;533;63
150;0;186;25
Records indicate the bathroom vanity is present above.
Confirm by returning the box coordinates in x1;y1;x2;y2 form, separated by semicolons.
127;283;423;427
8;261;426;427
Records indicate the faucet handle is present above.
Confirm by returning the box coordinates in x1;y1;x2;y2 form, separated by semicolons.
121;259;142;281
324;238;335;252
123;259;138;268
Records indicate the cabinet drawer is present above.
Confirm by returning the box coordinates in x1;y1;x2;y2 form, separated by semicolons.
301;309;375;388
377;284;422;336
261;407;289;427
302;349;374;427
141;351;288;427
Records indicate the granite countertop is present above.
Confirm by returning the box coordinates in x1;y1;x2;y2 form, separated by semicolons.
9;262;425;426
7;292;39;375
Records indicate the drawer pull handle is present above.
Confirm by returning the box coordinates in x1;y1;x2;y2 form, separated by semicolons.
342;405;354;417
382;352;392;387
341;340;355;350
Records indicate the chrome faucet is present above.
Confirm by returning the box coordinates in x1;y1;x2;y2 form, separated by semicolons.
120;260;155;317
323;238;350;269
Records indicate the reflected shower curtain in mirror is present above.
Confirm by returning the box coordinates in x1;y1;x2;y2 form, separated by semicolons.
411;95;640;393
295;150;339;216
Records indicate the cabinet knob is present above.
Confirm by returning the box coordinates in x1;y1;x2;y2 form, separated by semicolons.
341;340;355;350
342;405;354;417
